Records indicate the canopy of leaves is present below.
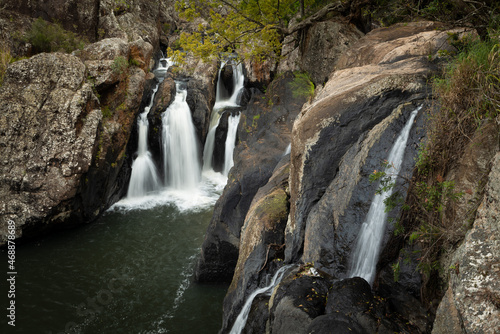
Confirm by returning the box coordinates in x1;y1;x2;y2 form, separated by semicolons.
174;0;343;62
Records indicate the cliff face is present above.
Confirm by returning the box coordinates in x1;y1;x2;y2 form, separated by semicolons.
212;21;496;333
0;35;155;245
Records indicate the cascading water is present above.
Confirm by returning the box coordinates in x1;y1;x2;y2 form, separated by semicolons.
162;81;201;189
153;57;174;81
202;111;222;171
127;56;173;198
349;105;422;285
230;265;293;334
284;143;291;156
222;112;241;176
202;60;245;172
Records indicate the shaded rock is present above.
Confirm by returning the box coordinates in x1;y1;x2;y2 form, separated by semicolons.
301;102;426;276
221;158;290;332
243;57;276;91
278;18;364;86
268;269;330;334
306;313;369;334
432;151;500;334
195;72;307;283
3;0;99;41
219;63;235;98
377;276;431;333
326;277;373;315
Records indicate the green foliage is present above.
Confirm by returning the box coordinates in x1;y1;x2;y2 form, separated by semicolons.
369;158;463;281
175;0;321;62
289;71;315;100
391;261;400;282
101;106;113;118
388;30;500;300
128;58;141;67
114;0;130;14
0;45;12;86
111;56;128;75
24;18;86;54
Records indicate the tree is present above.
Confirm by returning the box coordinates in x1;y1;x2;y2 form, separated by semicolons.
173;0;358;62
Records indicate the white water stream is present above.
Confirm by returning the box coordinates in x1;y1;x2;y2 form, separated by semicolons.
230;265;293;334
202;60;245;172
222;113;241;176
162;82;201;189
349;105;421;285
127;58;174;198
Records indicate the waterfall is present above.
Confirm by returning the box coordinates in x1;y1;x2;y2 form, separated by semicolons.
153;57;174;82
213;61;245;110
162;81;201;189
202;111;222;171
230;265;292;334
222;112;240;176
284;143;291;156
202;59;245;172
349;105;422;285
127;84;163;198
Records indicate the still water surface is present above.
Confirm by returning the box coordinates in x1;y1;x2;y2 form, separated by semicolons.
5;185;227;334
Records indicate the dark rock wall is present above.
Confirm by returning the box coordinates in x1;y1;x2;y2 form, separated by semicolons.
195;72;308;283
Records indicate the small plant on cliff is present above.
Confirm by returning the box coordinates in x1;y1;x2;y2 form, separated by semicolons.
24;18;86;54
370;161;464;282
111;56;128;76
0;45;12;86
289;71;315;100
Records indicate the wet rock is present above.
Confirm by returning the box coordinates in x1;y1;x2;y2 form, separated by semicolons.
195;72;307;283
221;158;290;332
146;76;176;174
286;21;466;266
326;277;373;315
212;108;242;173
301;102;426;276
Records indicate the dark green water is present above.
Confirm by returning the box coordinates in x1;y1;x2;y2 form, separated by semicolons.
2;196;227;334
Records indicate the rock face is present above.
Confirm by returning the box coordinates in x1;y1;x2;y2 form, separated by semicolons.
286;21;461;266
277;18;363;85
219;21;470;333
0;53;101;243
300;102;426;276
432;150;500;334
0;36;153;245
221;157;291;332
195;72;307;282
